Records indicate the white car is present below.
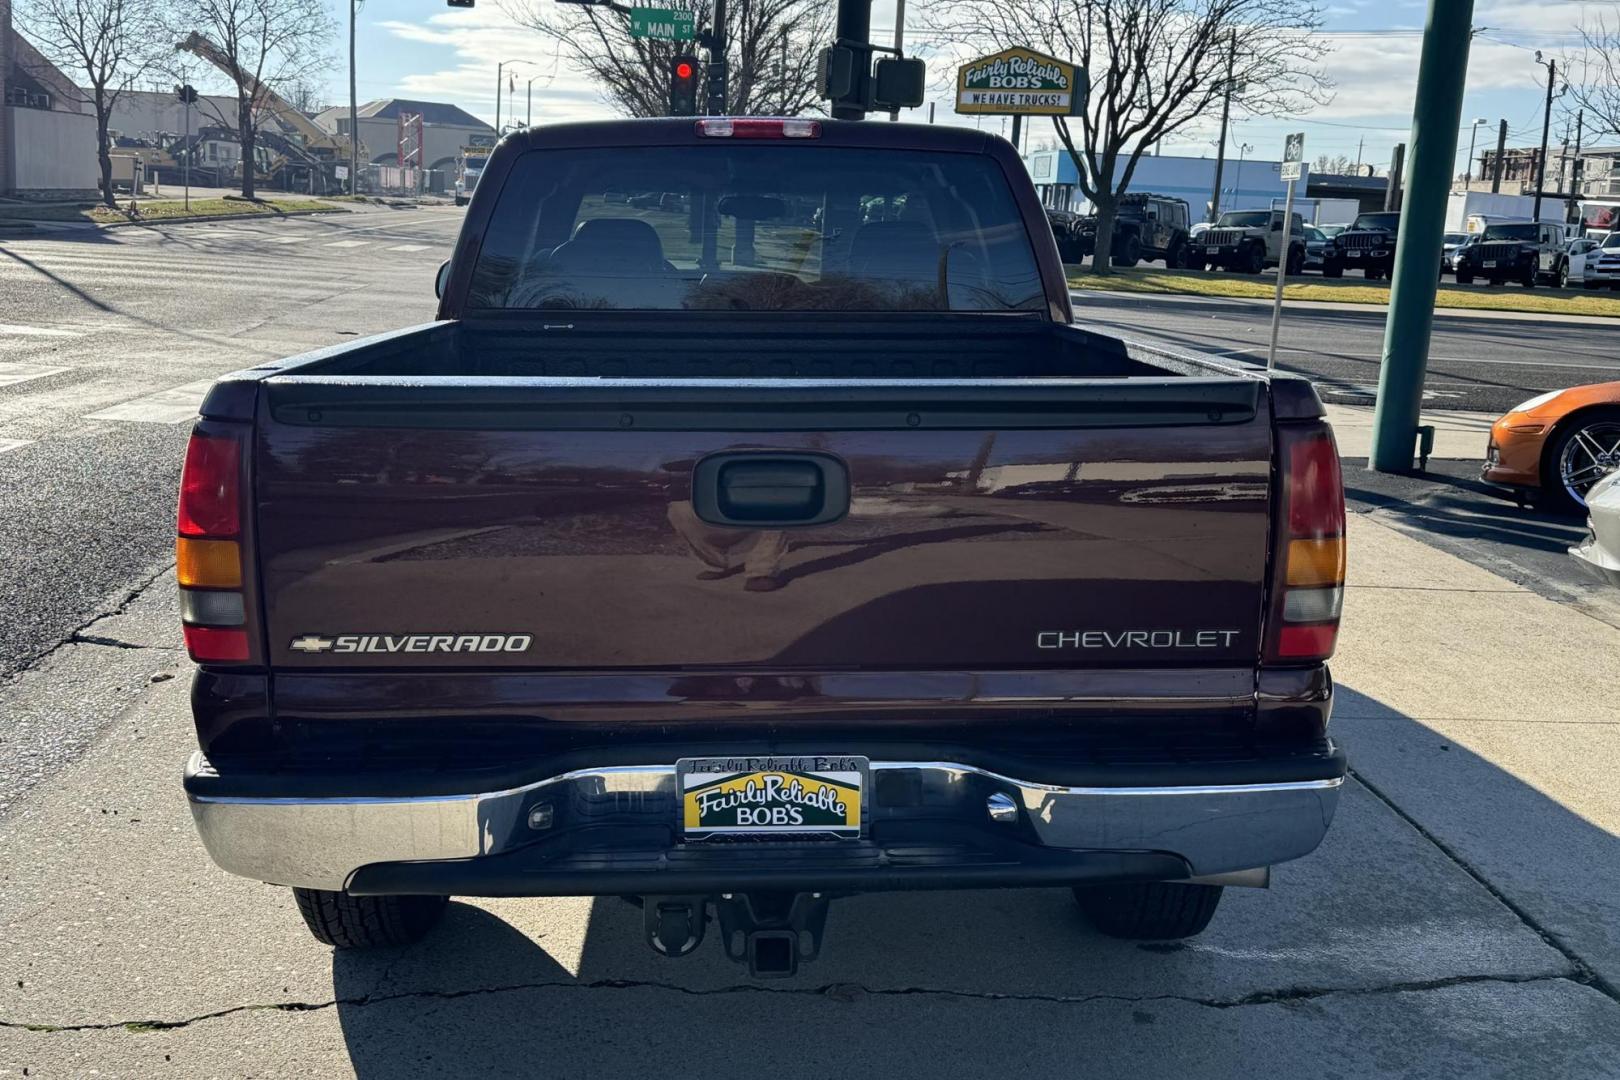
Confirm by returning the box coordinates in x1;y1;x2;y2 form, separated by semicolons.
1571;471;1620;586
1562;232;1620;288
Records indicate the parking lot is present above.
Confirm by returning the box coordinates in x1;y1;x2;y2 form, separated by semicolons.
2;207;1619;1078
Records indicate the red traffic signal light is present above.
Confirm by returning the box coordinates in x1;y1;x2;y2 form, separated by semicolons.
669;55;699;116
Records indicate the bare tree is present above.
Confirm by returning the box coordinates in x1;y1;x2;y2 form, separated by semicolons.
16;0;166;206
1567;16;1620;143
1314;152;1352;174
926;0;1331;272
501;0;830;119
170;0;335;198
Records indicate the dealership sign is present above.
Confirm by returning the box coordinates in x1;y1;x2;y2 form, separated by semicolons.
956;47;1086;116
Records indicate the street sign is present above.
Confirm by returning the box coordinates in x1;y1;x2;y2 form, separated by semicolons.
630;7;695;40
1268;132;1307;368
955;47;1086;116
1280;132;1306;181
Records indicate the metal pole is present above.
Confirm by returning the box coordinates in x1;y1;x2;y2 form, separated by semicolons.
1534;58;1554;222
928;102;935;124
1491;118;1506;193
1385;143;1404;211
495;62;503;137
1208;33;1235;223
1010;114;1021;150
349;0;358;195
1572;108;1585;219
888;0;905;120
184;98;191;211
831;0;870;121
1466;121;1480;184
1369;0;1475;472
1266;176;1297;369
527;78;533;127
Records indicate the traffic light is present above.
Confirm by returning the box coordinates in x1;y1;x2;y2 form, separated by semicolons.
669;55;699;117
175;83;198;104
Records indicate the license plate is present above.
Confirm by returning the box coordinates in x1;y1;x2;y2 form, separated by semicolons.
1206;245;1219;255
1347;251;1362;258
678;756;865;838
1483;260;1497;268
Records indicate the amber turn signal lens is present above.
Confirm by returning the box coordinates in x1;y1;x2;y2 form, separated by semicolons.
1285;537;1345;588
177;537;242;589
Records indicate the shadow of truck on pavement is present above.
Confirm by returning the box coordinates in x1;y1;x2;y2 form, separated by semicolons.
325;685;1619;1078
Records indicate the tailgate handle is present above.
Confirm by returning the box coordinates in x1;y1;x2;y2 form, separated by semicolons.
693;453;849;526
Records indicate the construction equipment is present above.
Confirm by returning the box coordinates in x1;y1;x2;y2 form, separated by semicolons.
177;31;365;191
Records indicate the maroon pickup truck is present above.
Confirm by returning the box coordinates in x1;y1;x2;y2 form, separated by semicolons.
178;117;1346;977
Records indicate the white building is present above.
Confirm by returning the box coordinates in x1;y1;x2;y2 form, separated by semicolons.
314;98;493;180
1;0;98;197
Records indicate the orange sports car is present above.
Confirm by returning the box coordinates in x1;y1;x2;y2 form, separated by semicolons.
1485;381;1620;513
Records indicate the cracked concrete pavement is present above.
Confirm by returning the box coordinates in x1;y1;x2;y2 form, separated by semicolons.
4;512;1620;1076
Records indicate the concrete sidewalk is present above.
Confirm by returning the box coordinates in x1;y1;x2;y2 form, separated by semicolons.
2;515;1618;1076
1326;403;1494;461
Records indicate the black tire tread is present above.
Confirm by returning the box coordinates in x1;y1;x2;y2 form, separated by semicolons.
1073;881;1223;940
293;887;448;949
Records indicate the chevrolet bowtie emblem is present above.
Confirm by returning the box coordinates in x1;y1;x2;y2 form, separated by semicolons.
289;635;335;653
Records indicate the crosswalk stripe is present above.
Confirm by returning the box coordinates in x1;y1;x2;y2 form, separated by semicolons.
324;239;372;248
0;437;32;454
0;362;70;387
385;244;431;252
84;379;215;424
0;324;83;338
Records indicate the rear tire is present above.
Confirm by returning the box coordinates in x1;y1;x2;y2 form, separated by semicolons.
1285;245;1304;277
1242;244;1265;274
1113;233;1142;268
292;888;448;949
1558;260;1571;289
1073;881;1224;940
1165;239;1188;270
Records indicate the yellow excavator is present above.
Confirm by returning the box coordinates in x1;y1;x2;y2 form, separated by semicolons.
177;31;366;191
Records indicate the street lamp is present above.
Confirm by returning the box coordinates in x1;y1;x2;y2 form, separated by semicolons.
1232;142;1253;209
526;74;547;127
495;58;538;136
1465;117;1489;186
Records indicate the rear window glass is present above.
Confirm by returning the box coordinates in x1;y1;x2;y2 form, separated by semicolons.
1352;213;1400;230
465;145;1044;313
1217;211;1270;228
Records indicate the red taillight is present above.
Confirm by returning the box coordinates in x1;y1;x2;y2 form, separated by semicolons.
1265;424;1346;664
183;625;250;662
178;432;241;538
695;118;821;139
178;425;253;665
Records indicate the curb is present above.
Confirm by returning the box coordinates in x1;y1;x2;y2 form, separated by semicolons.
0;206;347;231
1070;286;1620;327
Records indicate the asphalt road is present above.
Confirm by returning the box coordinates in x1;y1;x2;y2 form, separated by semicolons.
0;206;460;681
1072;289;1620;414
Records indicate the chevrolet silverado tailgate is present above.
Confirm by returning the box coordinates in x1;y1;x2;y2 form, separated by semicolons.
251;376;1274;671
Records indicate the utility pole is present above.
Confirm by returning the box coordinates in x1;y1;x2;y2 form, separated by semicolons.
1355;135;1364;171
1208;31;1237;223
527;75;544;127
348;0;359;195
831;0;871;121
888;0;905;121
1385;143;1405;211
1571;108;1585;219
1534;54;1556;222
1491;118;1506;193
1369;0;1475;473
1465;118;1487;186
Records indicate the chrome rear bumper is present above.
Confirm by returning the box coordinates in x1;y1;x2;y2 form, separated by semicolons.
185;753;1343;892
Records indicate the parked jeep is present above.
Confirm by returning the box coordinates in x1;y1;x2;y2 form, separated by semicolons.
1076;193;1194;268
1198;209;1308;275
1453;221;1568;287
1335;212;1401;279
1045;206;1087;264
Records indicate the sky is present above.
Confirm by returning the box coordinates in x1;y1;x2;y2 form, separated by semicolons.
175;0;1607;177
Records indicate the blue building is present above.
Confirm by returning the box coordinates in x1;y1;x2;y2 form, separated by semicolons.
1023;148;1287;219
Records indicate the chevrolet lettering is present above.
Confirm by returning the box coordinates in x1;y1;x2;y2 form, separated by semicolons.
178;117;1348;980
1036;629;1244;649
